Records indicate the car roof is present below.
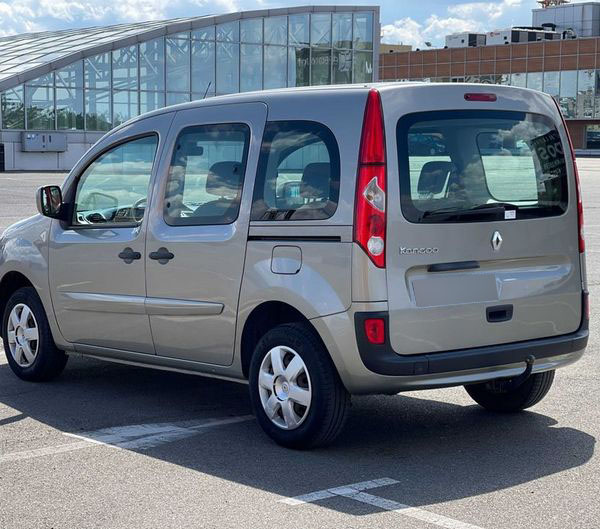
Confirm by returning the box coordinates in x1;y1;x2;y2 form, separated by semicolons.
112;81;552;134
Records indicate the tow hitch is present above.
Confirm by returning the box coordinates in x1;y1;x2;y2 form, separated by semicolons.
489;355;535;393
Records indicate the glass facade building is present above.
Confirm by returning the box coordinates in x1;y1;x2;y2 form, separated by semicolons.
0;7;378;133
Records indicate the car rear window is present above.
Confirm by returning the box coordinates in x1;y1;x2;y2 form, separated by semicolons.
397;110;568;223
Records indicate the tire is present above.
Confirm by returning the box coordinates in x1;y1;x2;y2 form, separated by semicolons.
2;287;68;382
465;370;555;412
249;322;349;449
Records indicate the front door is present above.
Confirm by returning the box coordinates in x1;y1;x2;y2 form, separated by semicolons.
145;103;267;366
49;134;161;354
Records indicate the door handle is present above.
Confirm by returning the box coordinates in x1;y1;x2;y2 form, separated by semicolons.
118;247;141;264
149;247;174;263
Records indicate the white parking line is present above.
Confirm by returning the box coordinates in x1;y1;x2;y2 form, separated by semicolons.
0;415;254;464
280;477;484;529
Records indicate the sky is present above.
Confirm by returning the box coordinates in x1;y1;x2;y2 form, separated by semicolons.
0;0;585;46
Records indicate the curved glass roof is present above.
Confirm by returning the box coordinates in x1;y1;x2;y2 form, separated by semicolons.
0;18;205;87
0;6;377;92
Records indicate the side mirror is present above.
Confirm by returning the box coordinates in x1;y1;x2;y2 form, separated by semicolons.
36;185;64;219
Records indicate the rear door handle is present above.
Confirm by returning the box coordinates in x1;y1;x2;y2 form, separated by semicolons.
118;247;141;264
149;247;174;263
486;304;513;323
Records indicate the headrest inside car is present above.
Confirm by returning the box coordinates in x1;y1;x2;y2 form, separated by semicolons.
206;161;243;196
300;162;330;200
417;161;453;195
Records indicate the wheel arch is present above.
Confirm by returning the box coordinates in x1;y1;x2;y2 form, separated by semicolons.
0;271;35;337
240;301;329;379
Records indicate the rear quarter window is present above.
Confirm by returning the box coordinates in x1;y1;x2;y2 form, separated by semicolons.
397;110;568;223
251;121;340;221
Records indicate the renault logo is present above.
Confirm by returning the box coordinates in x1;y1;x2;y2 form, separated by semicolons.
491;231;503;251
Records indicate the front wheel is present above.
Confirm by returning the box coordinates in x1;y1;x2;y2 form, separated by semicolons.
2;287;68;382
465;370;555;412
249;323;349;449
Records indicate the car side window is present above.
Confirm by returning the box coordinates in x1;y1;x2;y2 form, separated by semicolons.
163;123;250;226
251;121;340;221
73;135;158;226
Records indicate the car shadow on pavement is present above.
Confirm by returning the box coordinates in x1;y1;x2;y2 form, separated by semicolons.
0;355;595;514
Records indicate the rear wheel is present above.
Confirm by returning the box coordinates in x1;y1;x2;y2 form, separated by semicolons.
2;287;67;382
249;323;349;449
465;370;555;412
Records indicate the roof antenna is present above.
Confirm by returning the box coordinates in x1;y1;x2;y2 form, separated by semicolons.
203;81;212;99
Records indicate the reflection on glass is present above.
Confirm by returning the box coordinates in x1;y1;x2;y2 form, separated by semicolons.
217;21;239;42
241;44;262;92
192;40;215;95
166;38;190;92
495;74;510;85
26;85;54;129
113;90;138;126
559;70;577;118
140;38;165;91
353;12;373;50
167;92;191;105
510;73;526;87
1;85;24;129
585;124;600;148
289;14;309;47
527;72;543;91
56;87;83;129
192;26;215;41
353;51;373;83
311;13;331;48
216;42;239;94
595;71;600;119
264;45;287;89
311;49;331;85
241;18;263;43
56;62;83;88
333;49;352;84
265;16;287;45
288;47;309;87
140;91;165;114
577;69;595;119
85;53;111;89
113;46;138;90
27;73;53;86
333;13;353;49
543;71;560;97
85;89;111;131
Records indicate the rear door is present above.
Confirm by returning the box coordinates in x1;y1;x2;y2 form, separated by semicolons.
144;102;266;366
382;85;582;355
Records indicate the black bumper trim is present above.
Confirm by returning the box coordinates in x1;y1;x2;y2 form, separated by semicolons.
355;311;589;377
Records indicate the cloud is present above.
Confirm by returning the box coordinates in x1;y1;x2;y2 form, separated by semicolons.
381;0;523;47
0;0;251;36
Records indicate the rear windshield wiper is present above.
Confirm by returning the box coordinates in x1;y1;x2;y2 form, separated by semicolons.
419;203;516;222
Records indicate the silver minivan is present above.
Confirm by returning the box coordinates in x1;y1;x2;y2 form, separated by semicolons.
0;83;589;448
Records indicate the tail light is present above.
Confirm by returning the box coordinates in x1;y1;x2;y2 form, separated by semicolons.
552;98;585;253
354;89;387;268
364;318;385;344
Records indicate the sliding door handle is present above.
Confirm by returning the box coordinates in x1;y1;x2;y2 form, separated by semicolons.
118;247;141;264
149;247;174;263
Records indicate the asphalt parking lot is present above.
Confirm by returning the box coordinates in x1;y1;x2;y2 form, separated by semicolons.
0;164;599;529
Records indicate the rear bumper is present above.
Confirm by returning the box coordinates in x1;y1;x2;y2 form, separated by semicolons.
355;312;589;377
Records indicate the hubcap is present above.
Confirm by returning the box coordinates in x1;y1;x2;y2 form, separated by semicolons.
6;303;39;368
258;345;312;430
